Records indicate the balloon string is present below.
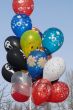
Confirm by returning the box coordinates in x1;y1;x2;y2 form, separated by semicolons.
29;96;31;110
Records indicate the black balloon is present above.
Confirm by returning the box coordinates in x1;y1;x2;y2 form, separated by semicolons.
4;36;21;51
2;63;16;82
7;48;27;70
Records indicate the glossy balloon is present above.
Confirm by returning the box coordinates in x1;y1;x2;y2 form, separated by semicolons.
11;72;32;85
11;14;32;38
49;82;69;103
43;57;66;81
11;73;32;98
20;30;42;57
2;63;16;82
4;36;20;51
32;27;43;38
27;50;47;79
11;91;29;102
32;79;52;106
12;0;34;16
11;83;30;102
42;28;64;55
7;48;27;70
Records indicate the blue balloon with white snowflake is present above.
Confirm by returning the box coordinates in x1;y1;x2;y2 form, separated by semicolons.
27;50;47;80
42;28;64;55
11;14;32;38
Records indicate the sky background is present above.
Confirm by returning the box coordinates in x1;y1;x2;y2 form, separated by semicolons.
0;0;73;97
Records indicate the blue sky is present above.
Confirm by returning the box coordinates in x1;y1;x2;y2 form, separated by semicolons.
0;0;73;86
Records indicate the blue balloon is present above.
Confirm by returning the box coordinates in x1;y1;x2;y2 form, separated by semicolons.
11;14;32;38
42;28;64;55
27;50;47;80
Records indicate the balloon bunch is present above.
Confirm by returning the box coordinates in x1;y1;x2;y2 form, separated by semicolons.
2;0;69;106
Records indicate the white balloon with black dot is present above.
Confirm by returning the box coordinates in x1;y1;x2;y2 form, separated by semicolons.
43;57;66;81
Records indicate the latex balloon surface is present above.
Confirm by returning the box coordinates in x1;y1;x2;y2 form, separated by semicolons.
49;82;69;102
11;83;30;102
20;30;42;57
12;0;34;16
11;72;32;85
4;36;20;51
42;28;64;55
27;50;47;79
43;57;66;81
11;14;32;37
11;72;32;102
32;79;52;105
2;63;15;82
7;48;27;70
32;27;42;38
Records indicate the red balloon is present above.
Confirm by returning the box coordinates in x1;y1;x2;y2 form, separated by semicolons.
32;79;52;106
48;82;69;103
11;91;29;102
11;83;31;102
12;0;34;16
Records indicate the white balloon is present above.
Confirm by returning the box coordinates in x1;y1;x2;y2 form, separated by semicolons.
43;57;66;81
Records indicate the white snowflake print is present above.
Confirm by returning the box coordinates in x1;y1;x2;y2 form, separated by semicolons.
37;57;47;68
27;55;36;67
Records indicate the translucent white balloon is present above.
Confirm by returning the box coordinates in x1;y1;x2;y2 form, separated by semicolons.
11;71;31;86
11;72;32;98
43;57;66;81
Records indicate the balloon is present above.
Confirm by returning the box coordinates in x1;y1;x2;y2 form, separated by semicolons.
42;28;64;55
32;27;43;38
1;63;16;82
11;72;31;85
27;50;47;80
4;36;20;52
11;14;32;38
32;79;52;106
7;48;27;70
49;82;69;103
11;91;29;102
11;72;32;102
12;0;34;16
11;83;30;102
20;30;42;57
32;74;43;83
43;57;66;81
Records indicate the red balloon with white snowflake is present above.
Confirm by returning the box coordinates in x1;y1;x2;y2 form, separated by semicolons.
12;0;34;16
49;82;69;103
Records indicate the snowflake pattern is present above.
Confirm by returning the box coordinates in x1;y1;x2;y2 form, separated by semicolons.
27;55;36;67
37;57;47;68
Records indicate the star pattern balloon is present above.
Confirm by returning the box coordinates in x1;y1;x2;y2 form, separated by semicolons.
42;28;64;55
11;14;32;38
12;0;34;16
